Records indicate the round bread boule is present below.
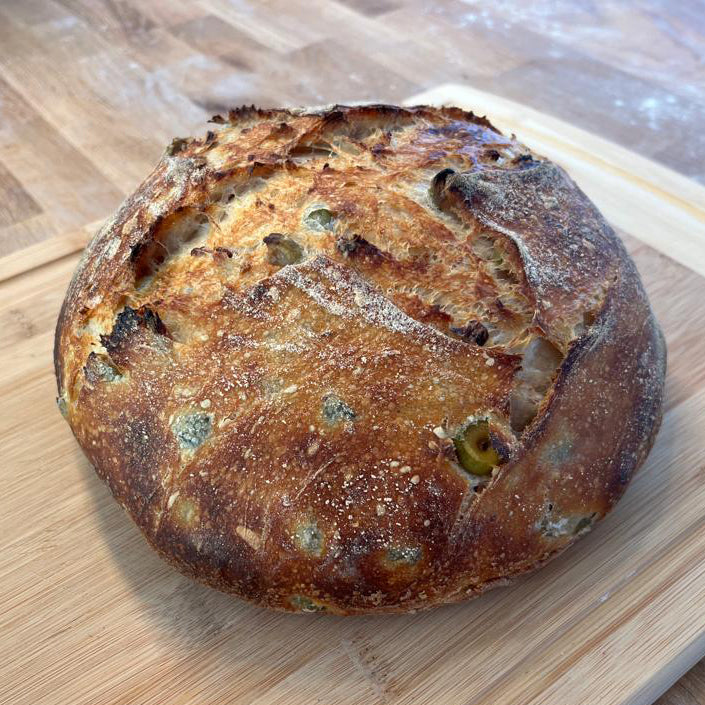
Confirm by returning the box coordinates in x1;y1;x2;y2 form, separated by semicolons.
54;104;666;614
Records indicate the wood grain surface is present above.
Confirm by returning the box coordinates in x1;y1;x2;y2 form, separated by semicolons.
1;2;705;704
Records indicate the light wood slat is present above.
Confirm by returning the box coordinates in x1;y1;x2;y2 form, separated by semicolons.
0;0;702;700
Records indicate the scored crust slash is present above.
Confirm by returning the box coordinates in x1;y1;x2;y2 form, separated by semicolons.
54;104;666;614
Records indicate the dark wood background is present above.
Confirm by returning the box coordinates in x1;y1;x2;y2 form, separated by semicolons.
0;1;703;701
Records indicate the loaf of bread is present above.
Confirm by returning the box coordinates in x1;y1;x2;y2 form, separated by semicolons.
54;104;666;614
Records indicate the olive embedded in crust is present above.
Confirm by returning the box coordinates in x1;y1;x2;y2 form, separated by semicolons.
304;207;335;230
453;420;501;475
263;233;303;265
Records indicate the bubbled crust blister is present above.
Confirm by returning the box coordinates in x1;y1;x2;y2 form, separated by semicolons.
55;105;666;614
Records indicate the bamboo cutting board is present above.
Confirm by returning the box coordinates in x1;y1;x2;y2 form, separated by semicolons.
2;84;705;705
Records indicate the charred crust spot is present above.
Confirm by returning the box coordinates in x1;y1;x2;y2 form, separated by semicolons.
190;246;210;257
227;105;270;124
450;320;489;346
336;233;385;260
486;149;501;161
208;114;226;124
165;137;188;156
512;153;536;168
137;307;167;336
214;246;234;259
101;305;168;355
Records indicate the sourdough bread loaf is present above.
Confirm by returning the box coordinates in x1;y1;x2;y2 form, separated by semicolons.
54;104;666;614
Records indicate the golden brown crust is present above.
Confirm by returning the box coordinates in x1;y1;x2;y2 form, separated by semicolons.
54;104;666;614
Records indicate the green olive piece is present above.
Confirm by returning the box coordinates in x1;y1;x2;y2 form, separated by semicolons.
453;420;500;475
305;207;334;230
263;233;303;265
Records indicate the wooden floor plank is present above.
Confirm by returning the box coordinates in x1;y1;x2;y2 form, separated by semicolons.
0;158;41;229
0;76;123;240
